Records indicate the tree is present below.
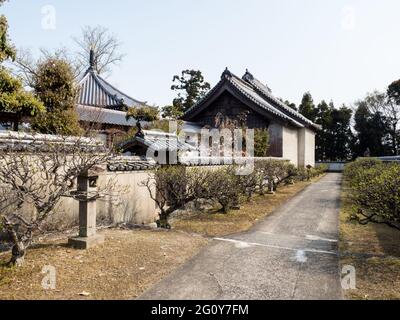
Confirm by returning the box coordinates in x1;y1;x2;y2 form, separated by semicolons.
314;101;353;161
15;47;81;87
161;104;184;120
329;105;353;160
387;80;400;155
126;105;159;132
353;91;392;157
0;67;44;118
30;57;82;135
142;166;212;227
254;128;269;157
284;100;297;111
298;92;317;122
0;0;15;63
0;135;110;266
0;0;44;126
73;25;124;75
162;70;210;118
314;100;331;161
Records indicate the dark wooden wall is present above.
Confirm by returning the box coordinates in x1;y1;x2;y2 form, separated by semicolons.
189;91;283;157
194;91;270;129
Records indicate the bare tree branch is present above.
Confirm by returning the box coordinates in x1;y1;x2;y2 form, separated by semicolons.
73;25;125;76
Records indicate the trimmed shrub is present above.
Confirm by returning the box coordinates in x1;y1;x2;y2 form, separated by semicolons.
144;159;324;227
207;166;242;213
344;158;383;184
344;158;400;230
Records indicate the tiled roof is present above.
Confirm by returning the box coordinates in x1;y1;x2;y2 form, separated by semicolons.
76;105;137;127
183;69;320;130
0;130;105;152
77;68;146;110
135;130;196;152
107;156;157;171
242;70;317;128
120;130;197;153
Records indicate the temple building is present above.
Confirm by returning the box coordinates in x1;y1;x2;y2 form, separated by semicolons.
76;50;146;145
182;68;319;167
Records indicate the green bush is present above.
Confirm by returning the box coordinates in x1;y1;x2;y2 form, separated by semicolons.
344;158;383;185
344;158;400;230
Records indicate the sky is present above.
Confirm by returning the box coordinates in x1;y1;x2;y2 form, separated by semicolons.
2;0;400;108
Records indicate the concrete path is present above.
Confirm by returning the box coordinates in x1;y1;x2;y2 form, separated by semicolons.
139;173;343;300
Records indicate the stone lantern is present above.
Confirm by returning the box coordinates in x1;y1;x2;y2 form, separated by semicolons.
68;166;105;249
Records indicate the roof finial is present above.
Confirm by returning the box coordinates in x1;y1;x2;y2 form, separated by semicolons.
221;67;232;79
242;68;254;81
89;47;95;70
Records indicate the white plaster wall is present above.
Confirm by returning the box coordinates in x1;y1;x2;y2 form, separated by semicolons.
48;171;158;228
282;126;299;167
298;128;316;168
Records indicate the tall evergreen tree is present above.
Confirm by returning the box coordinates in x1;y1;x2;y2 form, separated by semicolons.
298;92;317;122
387;80;400;155
314;101;353;161
353;105;387;157
315;100;332;161
353;92;391;157
329;105;353;160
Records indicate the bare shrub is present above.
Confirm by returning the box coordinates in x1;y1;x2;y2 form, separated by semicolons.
0;133;111;266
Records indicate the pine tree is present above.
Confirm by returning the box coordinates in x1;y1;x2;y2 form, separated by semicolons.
162;70;210;119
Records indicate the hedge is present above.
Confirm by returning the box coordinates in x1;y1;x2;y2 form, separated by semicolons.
344;158;400;230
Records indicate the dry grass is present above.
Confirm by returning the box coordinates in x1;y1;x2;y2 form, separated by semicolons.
0;229;208;300
173;178;321;238
339;184;400;300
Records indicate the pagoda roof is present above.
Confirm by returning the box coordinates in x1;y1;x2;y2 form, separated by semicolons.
77;66;146;110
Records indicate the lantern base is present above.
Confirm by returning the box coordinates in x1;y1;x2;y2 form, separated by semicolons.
68;234;105;250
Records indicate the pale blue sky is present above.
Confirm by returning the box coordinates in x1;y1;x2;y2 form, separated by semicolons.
2;0;400;108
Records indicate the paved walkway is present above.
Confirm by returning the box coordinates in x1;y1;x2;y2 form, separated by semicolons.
139;173;343;300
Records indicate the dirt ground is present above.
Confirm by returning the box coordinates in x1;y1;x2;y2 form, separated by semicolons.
339;185;400;300
0;229;208;300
